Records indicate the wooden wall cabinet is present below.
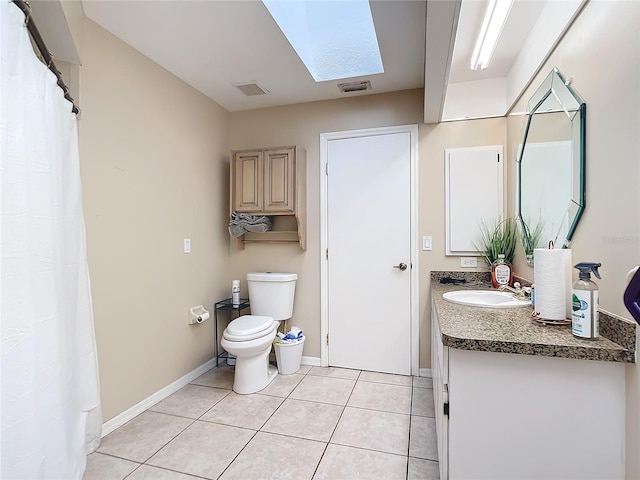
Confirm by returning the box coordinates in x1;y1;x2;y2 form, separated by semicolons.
230;146;306;249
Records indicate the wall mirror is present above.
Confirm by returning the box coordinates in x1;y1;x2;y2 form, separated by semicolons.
516;67;586;266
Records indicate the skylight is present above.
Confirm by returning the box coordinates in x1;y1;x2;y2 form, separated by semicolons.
262;0;384;82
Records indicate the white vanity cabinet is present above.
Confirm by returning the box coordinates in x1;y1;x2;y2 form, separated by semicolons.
431;303;449;480
431;300;626;480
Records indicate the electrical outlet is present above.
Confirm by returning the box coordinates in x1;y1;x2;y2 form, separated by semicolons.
460;257;478;268
183;238;191;254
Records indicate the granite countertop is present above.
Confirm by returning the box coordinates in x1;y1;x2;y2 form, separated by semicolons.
431;272;636;363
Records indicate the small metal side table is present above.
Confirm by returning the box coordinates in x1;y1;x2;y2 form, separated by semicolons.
214;298;250;367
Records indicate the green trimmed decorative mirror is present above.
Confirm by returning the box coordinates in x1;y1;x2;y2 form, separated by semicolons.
516;67;586;266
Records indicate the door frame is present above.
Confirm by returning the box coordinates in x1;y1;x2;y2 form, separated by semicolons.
319;124;419;375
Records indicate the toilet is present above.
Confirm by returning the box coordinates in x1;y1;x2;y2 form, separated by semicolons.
221;272;297;394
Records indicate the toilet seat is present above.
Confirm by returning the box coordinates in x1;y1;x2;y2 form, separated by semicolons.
223;315;275;342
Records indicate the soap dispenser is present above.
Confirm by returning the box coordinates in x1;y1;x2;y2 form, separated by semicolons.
491;254;513;288
571;262;601;339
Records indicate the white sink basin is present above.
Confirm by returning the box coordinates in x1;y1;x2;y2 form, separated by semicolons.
443;290;531;308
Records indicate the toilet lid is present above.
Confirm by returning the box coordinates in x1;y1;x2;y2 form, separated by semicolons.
247;272;297;282
226;315;274;337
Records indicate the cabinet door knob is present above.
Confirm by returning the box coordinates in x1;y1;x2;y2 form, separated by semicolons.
393;262;408;271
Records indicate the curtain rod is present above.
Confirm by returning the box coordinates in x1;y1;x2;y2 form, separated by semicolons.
11;0;80;114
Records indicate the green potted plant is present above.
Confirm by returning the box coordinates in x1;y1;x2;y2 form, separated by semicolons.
475;217;518;267
518;217;546;266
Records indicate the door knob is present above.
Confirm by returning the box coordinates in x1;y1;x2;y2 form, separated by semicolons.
393;262;408;271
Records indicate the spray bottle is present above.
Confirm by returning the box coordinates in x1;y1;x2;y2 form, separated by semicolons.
571;262;601;339
232;280;240;307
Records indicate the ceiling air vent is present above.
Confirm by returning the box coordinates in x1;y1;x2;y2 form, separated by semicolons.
234;82;269;96
337;80;372;93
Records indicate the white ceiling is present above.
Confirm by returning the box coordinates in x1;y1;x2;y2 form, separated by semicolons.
46;1;561;118
82;0;428;112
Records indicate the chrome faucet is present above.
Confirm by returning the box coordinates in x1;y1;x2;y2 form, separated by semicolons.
498;282;531;300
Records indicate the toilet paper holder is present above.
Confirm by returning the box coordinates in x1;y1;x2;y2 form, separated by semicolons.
189;305;210;325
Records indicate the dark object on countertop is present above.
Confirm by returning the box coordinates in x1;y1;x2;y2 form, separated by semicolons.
439;277;467;285
624;266;640;325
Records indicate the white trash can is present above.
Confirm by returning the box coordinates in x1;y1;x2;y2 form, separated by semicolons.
274;336;305;374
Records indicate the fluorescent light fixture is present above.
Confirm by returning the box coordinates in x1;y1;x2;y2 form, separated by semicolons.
470;0;514;71
262;0;384;82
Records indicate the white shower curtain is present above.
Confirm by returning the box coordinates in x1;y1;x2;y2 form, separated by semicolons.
1;2;102;479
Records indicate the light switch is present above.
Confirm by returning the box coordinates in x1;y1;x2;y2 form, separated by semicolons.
422;236;432;251
183;238;191;254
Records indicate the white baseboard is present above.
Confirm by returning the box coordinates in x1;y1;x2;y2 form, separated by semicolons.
298;356;427;374
101;357;217;437
301;356;321;367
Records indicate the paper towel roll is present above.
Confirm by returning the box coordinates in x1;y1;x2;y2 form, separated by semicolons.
534;248;572;321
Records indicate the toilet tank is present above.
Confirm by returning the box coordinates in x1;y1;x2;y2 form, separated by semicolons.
247;272;297;321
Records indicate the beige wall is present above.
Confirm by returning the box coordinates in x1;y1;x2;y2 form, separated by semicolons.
228;90;424;359
78;19;231;421
506;1;640;476
229;93;506;368
418;118;507;365
509;0;640;318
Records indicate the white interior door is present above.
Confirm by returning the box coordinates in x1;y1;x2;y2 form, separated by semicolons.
324;129;414;375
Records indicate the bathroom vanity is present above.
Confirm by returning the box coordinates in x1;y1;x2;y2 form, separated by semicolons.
431;279;635;480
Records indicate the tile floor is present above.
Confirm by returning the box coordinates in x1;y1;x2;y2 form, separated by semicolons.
84;365;439;480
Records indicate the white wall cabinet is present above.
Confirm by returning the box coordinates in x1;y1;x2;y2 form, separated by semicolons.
431;301;625;479
445;145;503;255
